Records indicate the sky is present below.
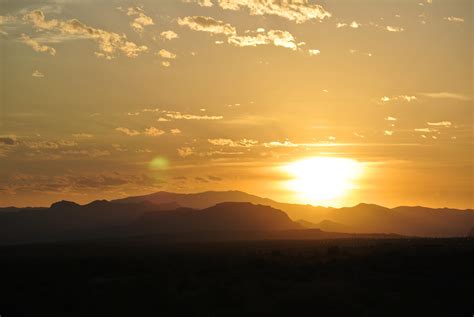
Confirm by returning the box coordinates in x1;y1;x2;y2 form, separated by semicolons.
0;0;472;208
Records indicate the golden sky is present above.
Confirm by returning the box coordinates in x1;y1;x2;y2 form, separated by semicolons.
0;0;472;208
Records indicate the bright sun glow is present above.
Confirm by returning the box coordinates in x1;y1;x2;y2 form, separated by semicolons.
282;157;363;206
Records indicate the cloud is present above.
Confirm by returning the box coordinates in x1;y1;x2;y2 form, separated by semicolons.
337;21;361;29
263;140;298;148
386;26;404;32
170;128;182;134
208;138;258;147
381;95;417;102
165;111;223;120
144;127;165;136
415;128;436;133
32;70;45;78
427;121;452;127
162;61;171;67
20;34;56;55
228;29;297;50
116;127;141;136
444;16;464;23
157;49;177;59
23;10;148;59
216;0;331;24
177;16;236;35
385;116;397;121
160;30;179;40
124;6;154;33
183;0;213;7
419;92;472;101
384;130;394;136
308;49;320;56
0;15;16;35
72;133;94;138
178;146;194;157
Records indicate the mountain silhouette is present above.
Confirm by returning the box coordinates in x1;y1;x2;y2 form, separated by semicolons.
134;202;301;233
1;190;473;244
112;191;474;237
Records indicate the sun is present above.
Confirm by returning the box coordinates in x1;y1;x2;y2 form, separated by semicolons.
282;157;363;206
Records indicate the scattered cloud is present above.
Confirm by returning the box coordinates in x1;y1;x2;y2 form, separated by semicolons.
32;70;45;78
116;127;141;136
144;127;165;136
420;92;472;101
385;116;397;121
228;29;297;50
386;25;404;32
121;6;154;33
384;130;394;136
208;138;258;147
177;16;236;35
427;121;452;127
183;0;213;7
157;49;177;59
162;61;171;67
308;49;320;56
72;133;94;138
444;16;464;23
165;111;223;120
0;15;16;35
178;146;194;157
415;128;437;133
170;128;182;134
337;21;361;28
20;34;56;55
381;95;417;102
160;30;179;40
216;0;331;24
23;10;148;59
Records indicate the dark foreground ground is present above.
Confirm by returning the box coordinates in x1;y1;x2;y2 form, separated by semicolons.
1;237;473;317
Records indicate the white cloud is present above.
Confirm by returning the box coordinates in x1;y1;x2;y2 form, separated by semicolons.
183;0;214;7
0;15;16;35
177;16;236;35
32;70;45;78
160;30;179;40
384;130;394;136
385;116;397;121
170;128;182;134
178;146;194;157
124;6;154;33
162;61;171;67
415;128;436;132
216;0;331;24
23;10;148;59
381;95;417;102
427;121;452;127
72;133;94;138
420;92;472;101
308;49;320;56
386;25;404;32
228;29;297;50
157;49;177;59
116;127;141;136
20;34;56;55
208;138;258;147
444;16;464;23
144;127;165;136
165;111;223;120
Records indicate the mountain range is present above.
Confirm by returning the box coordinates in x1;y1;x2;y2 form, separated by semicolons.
1;190;473;244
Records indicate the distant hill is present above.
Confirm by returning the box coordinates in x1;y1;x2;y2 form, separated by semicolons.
298;219;352;233
134;202;301;233
112;191;474;237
